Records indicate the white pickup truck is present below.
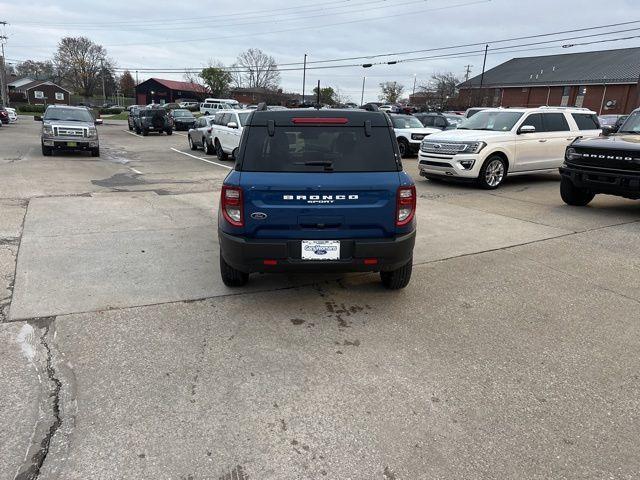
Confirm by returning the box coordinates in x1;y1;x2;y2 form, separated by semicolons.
209;109;252;160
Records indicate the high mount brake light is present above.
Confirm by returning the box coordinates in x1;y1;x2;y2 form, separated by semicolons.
221;185;243;227
396;186;416;227
291;117;349;125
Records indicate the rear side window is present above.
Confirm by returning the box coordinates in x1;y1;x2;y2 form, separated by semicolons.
572;113;600;130
542;113;570;131
241;126;398;173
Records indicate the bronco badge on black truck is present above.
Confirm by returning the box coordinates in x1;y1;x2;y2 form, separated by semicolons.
217;107;417;289
560;108;640;206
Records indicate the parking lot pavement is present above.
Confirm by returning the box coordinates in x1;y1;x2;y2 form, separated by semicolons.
1;118;640;479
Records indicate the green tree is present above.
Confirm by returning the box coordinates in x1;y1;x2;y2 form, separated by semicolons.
200;63;232;97
379;81;404;103
312;86;337;105
119;70;136;96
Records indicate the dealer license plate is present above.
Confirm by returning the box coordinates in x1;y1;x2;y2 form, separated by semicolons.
301;240;340;261
67;142;77;147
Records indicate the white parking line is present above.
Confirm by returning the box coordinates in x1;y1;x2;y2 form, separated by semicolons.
130;168;143;174
174;132;187;137
123;130;142;138
170;148;232;170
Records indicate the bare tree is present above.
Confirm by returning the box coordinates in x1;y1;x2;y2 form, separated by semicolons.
15;59;56;81
420;72;460;107
232;48;280;90
53;37;114;98
379;81;404;103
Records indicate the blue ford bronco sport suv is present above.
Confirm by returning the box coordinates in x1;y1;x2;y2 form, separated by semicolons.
218;108;417;289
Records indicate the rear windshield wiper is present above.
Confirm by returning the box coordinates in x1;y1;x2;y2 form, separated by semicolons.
294;161;334;170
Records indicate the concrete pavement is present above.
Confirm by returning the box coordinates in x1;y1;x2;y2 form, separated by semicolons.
1;117;639;479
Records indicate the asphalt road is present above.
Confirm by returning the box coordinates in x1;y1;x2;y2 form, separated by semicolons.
1;116;639;479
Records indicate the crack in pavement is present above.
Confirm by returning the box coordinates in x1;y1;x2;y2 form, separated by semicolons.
14;319;63;480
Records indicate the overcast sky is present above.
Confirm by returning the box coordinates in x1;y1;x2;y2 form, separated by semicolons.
2;0;638;102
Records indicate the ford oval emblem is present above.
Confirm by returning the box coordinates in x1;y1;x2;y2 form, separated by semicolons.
251;212;268;220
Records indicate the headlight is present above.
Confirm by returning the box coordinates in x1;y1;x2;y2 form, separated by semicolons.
464;141;486;154
43;125;53;135
565;147;581;161
88;127;97;137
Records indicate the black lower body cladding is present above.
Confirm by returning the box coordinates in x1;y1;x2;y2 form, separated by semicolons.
218;231;416;274
560;165;640;200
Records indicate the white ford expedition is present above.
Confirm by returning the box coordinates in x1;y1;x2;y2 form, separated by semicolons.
418;107;602;188
209;109;253;160
389;113;440;157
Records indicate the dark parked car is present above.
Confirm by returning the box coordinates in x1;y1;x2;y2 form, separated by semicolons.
170;109;196;131
0;107;9;125
133;107;173;136
598;114;628;135
414;112;464;130
560;108;640;205
127;106;143;131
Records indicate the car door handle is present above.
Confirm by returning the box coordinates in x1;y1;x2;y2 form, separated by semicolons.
538;139;547;143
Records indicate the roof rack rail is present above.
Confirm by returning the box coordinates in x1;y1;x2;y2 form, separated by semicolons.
539;106;591;110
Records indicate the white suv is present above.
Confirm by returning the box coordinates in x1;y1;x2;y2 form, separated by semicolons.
209;109;253;160
389;114;440;157
418;107;602;188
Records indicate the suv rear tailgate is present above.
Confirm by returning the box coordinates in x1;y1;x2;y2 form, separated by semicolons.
240;171;401;239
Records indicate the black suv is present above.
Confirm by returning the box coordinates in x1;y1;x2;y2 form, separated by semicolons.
127;105;144;131
133;107;173;136
414;112;464;130
560;108;640;205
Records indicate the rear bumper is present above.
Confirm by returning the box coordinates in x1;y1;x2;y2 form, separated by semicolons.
219;230;416;273
560;165;640;199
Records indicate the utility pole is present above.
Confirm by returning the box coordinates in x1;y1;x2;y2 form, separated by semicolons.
302;53;307;105
0;22;8;107
412;74;417;97
478;44;489;106
316;79;320;106
464;64;472;81
361;76;366;105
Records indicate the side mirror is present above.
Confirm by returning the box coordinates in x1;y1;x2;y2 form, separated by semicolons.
227;121;238;129
601;125;615;136
518;125;536;134
95;119;103;125
34;115;42;121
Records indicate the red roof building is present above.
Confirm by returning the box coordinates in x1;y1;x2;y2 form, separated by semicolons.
134;77;208;105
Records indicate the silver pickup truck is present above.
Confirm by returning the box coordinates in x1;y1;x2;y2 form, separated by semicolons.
36;105;102;157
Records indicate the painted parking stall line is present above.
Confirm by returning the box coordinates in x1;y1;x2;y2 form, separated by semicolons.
170;148;232;170
123;130;142;138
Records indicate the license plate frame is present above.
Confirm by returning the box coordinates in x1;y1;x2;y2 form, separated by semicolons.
301;240;340;261
66;141;78;147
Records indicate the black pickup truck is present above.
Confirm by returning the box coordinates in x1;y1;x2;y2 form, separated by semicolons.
560;108;640;205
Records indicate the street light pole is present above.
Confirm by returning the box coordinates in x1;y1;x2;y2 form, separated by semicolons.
361;76;366;105
478;44;489;106
302;53;307;105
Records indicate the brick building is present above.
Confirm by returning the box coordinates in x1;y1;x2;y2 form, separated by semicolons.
457;47;640;114
8;79;70;105
134;78;208;105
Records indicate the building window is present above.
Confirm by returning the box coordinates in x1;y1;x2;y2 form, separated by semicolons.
560;86;571;107
574;86;587;108
493;88;502;106
55;92;64;101
34;90;44;99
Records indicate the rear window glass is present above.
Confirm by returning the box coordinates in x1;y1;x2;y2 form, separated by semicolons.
543;113;570;131
572;113;600;130
241;126;398;172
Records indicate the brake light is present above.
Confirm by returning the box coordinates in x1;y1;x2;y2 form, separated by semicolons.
221;186;243;227
207;128;212;133
396;186;416;226
291;117;349;125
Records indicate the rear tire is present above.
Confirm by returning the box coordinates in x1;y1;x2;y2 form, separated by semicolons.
560;176;595;206
128;121;133;131
380;258;413;290
204;139;214;155
135;125;141;135
188;135;197;151
166;129;173;135
142;128;149;136
215;140;228;160
220;253;249;287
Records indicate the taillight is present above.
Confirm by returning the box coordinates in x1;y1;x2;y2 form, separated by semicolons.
221;185;243;227
396;185;416;227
